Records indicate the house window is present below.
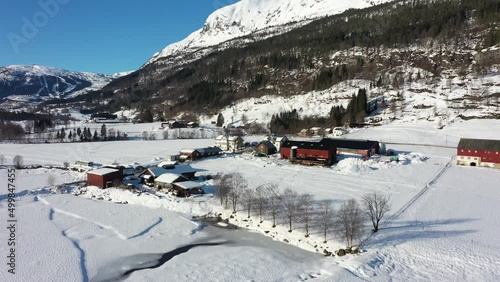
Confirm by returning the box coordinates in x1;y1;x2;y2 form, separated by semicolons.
468;150;471;153
461;149;464;152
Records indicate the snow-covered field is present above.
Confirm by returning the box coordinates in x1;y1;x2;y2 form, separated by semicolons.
0;120;499;281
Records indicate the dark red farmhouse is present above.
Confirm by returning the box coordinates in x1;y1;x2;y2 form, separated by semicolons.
87;168;123;189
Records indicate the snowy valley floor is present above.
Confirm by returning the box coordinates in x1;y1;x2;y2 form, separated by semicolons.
0;120;500;281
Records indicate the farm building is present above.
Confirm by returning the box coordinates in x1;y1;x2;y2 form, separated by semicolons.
87;168;122;189
179;149;201;162
326;138;380;157
274;136;288;151
197;147;222;157
281;139;337;165
331;127;348;137
179;147;221;162
215;135;244;151
256;141;277;156
456;138;500;168
172;181;204;197
154;173;188;190
140;167;171;185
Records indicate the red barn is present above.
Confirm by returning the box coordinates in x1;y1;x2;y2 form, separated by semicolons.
326;138;380;157
457;138;500;168
281;139;336;165
87;168;123;189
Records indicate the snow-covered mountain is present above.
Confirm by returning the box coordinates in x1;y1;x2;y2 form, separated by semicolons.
147;0;391;65
0;65;116;103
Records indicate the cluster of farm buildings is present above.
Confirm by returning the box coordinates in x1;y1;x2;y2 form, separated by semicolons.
83;135;500;194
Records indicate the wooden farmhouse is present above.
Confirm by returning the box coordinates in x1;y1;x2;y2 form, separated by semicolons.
179;147;221;162
457;138;500;168
154;173;188;190
87;168;122;189
215;135;244;151
256;141;277;155
140;167;171;185
172;181;204;197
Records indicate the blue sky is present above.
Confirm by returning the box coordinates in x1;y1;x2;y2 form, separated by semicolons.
0;0;238;74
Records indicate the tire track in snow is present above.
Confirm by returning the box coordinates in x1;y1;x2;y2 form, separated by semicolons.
45;205;89;282
38;197;128;240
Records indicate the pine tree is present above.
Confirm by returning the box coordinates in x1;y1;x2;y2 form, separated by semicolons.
216;113;225;127
100;124;107;141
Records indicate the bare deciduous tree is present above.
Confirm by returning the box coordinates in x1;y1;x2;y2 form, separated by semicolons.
266;183;281;227
317;199;335;243
47;175;56;187
254;184;269;223
336;199;364;248
227;172;247;213
282;188;300;232
362;192;391;232
13;155;23;169
299;193;314;237
214;173;231;208
242;188;255;218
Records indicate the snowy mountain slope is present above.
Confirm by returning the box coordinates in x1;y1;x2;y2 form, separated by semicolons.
0;65;116;102
147;0;391;65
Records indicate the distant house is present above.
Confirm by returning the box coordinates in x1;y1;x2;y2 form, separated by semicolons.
172;181;204;197
332;127;348;137
154;173;188;190
298;129;311;137
87;168;122;189
256;141;277;155
179;147;221;162
187;121;199;128
274;136;288;151
457;138;500;168
215;135;244;151
179;149;200;162
140;167;171;185
310;127;323;136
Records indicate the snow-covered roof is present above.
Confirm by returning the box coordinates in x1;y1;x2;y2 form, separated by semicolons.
88;168;119;176
146;167;170;177
173;181;203;190
155;173;187;184
180;149;196;154
215;135;242;141
157;161;177;167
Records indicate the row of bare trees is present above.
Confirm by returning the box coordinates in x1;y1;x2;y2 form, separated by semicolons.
214;172;391;248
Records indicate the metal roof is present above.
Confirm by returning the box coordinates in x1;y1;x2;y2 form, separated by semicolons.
87;168;119;176
458;138;500;151
323;138;379;150
281;138;378;151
